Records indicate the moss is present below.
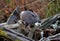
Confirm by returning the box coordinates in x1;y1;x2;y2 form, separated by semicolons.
0;30;7;37
16;39;22;41
0;29;22;41
0;29;13;41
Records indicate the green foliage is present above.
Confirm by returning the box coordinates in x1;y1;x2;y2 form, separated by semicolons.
4;0;11;3
46;0;60;18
